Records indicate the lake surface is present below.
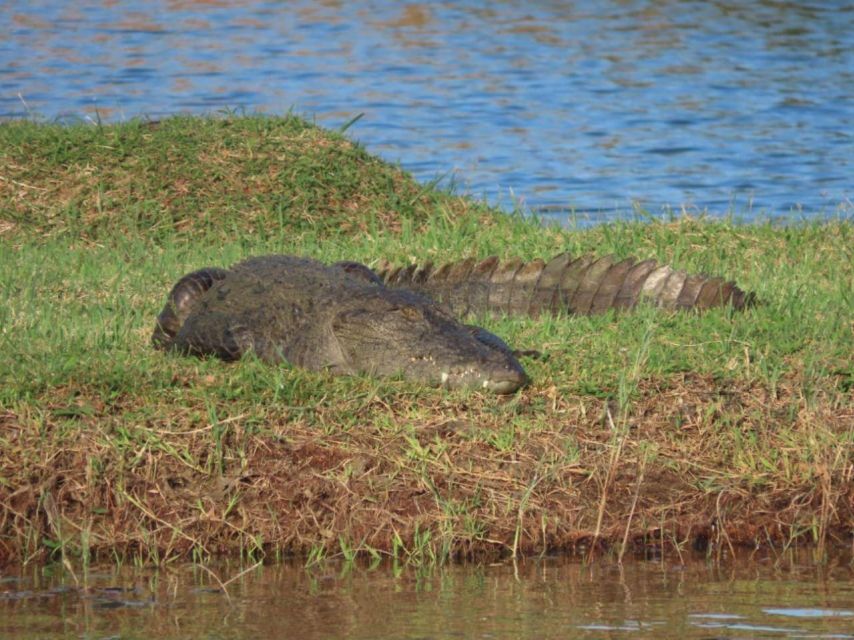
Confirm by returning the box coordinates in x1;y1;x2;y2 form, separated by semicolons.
3;555;854;639
1;1;852;223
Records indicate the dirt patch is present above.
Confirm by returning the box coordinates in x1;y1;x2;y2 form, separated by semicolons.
2;373;851;566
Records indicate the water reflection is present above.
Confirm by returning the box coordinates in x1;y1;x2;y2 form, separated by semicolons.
2;554;854;639
1;1;852;220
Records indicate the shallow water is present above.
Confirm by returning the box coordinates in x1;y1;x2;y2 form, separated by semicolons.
1;1;852;222
3;555;854;639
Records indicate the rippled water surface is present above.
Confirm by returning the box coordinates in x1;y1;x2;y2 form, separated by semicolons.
1;1;852;221
3;556;854;639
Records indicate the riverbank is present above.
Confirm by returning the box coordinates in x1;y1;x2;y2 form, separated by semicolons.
1;115;852;567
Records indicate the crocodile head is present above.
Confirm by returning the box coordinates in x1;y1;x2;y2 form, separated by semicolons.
328;289;529;394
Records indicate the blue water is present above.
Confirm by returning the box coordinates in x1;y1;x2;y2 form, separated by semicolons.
2;1;852;222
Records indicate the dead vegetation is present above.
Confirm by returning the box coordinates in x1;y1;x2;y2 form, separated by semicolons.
2;372;851;568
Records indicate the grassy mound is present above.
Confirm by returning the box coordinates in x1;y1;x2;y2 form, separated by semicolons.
1;115;851;567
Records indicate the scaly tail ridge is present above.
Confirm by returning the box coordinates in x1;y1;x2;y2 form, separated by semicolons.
377;253;753;317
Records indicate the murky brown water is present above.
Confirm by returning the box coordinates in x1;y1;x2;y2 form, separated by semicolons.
3;554;854;639
1;1;851;220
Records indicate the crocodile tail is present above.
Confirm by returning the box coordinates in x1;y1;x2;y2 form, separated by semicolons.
152;267;229;349
377;253;754;317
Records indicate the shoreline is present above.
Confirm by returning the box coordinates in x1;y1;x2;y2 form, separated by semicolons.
1;114;852;567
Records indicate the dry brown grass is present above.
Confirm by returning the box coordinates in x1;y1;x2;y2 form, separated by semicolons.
2;372;851;568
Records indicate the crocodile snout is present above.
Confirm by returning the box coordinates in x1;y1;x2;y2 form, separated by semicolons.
438;357;529;394
483;368;529;394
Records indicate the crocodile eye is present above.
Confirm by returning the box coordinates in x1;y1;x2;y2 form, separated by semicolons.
398;306;422;321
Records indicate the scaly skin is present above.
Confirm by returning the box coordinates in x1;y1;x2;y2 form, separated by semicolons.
154;253;752;393
153;255;529;394
376;252;754;318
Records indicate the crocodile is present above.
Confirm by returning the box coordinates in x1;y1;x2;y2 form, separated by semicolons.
153;255;529;394
153;253;752;393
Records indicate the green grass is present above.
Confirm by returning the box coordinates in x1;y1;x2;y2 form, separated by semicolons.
1;114;852;567
0;113;482;241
